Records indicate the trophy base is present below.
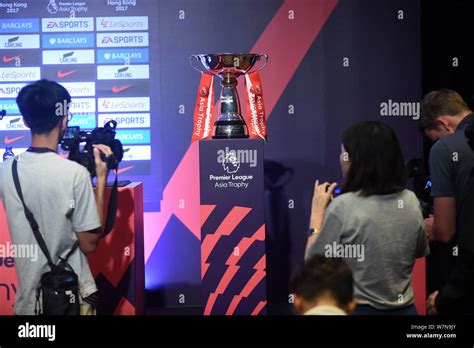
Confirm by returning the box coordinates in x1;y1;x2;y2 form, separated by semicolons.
212;120;249;139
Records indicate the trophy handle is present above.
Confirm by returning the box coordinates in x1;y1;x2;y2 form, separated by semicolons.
189;54;206;73
250;53;269;74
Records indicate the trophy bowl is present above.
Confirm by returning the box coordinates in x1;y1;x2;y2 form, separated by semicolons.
190;53;268;139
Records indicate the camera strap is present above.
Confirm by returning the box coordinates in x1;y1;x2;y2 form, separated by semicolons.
103;172;118;237
12;158;79;269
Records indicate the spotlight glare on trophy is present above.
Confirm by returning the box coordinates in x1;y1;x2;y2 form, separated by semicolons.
190;53;268;139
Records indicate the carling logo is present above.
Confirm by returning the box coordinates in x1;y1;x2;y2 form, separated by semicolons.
0;35;40;49
96;32;148;47
98;97;150;112
96;16;148;31
0;83;26;98
42;18;94;32
42;50;95;65
42;33;95;49
380;99;420;120
98;113;150;128
217;147;257;174
0;67;40;82
97;65;149;80
0;18;39;33
121;145;151;161
0;116;27;131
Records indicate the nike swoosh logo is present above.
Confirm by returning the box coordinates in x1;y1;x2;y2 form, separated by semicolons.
3;55;21;63
116;166;134;175
112;85;132;93
4;135;25;144
57;69;78;78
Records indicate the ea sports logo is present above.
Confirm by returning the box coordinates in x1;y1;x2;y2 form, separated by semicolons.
222;153;240;174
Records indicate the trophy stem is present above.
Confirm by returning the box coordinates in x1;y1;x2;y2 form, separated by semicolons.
212;74;249;139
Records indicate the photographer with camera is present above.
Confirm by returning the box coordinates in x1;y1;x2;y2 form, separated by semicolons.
419;89;474;314
0;80;113;315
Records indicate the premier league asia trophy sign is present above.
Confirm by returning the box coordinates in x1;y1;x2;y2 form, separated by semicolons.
190;53;269;141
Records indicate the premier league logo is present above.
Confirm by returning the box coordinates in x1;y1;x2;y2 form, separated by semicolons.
222;153;240;174
47;0;59;14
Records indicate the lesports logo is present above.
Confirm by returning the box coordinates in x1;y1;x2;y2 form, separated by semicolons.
112;84;133;93
97;48;149;64
97;65;149;80
98;113;150;128
0;84;26;98
4;135;25;145
96;33;148;48
57;69;78;78
42;18;94;32
0;35;40;49
2;55;21;63
97;16;148;31
0;67;41;82
98;97;150;112
0;117;27;131
42;34;95;49
61;82;96;97
1;18;39;33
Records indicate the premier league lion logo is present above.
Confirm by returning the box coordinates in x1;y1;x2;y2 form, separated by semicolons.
222;153;240;174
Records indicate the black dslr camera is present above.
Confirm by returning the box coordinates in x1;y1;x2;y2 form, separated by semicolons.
407;158;433;218
61;120;124;178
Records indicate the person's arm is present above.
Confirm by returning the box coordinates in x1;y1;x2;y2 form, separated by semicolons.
75;144;112;254
432;197;456;243
428;140;456;243
305;180;337;254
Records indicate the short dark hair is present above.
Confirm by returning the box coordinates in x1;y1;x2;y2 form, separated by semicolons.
290;255;353;308
342;121;407;196
16;79;71;134
420;89;470;131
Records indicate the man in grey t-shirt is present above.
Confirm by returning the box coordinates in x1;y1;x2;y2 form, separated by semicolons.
0;80;112;315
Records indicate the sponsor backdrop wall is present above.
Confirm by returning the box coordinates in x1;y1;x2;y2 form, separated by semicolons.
0;0;423;314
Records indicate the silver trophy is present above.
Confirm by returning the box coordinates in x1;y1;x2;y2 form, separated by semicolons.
190;53;268;139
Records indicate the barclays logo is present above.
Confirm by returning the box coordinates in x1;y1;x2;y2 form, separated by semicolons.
42;34;95;49
0;18;39;33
